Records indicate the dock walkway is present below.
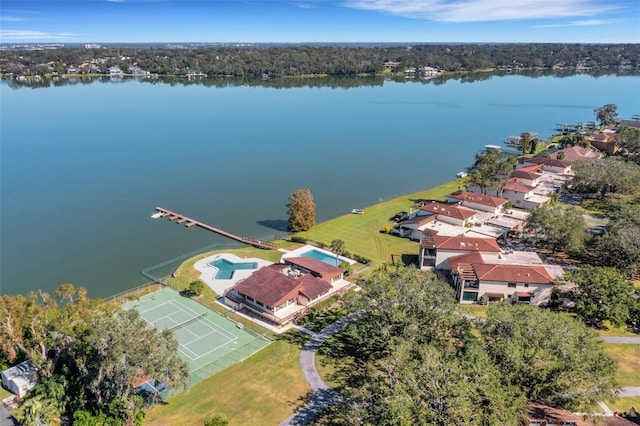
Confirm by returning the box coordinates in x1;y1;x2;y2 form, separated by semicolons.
153;207;278;250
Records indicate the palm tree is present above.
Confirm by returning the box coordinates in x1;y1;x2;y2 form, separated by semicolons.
19;395;59;426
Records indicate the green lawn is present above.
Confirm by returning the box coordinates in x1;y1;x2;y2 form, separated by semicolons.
597;321;640;337
295;181;460;267
145;333;309;426
0;386;11;400
457;304;490;319
606;396;640;414
603;343;640;388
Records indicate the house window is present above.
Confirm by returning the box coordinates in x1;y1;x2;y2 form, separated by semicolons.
508;283;516;288
524;283;529;288
462;291;478;302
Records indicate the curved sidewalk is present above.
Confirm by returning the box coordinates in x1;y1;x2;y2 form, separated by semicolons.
280;314;361;426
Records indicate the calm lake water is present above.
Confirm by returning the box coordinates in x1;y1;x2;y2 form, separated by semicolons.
1;73;639;298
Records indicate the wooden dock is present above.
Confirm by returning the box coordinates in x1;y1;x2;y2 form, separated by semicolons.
153;207;278;250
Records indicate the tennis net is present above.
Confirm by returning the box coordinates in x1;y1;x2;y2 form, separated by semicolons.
168;312;207;331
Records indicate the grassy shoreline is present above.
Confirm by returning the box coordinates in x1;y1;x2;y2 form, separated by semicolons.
142;180;460;424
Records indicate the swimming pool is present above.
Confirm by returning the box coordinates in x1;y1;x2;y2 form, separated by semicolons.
209;258;258;280
301;249;343;266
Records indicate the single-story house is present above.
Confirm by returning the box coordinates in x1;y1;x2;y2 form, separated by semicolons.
446;190;508;215
224;263;336;325
449;254;555;305
415;202;478;227
1;360;38;398
420;235;501;270
281;256;344;283
394;215;437;240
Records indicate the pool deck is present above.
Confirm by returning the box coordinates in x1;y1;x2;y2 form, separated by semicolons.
194;253;273;295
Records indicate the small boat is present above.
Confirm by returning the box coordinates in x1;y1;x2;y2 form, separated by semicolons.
485;144;502;151
151;211;163;219
456;171;468;178
350;209;364;215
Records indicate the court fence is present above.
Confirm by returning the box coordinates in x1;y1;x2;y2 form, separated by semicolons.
104;281;165;304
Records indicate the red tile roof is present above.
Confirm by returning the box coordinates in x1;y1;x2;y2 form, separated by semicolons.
232;266;299;307
448;251;484;272
448;190;508;208
298;274;332;300
283;257;344;275
522;156;572;168
419;202;477;220
502;178;535;194
473;264;554;284
511;169;542;181
517;164;543;174
433;235;501;252
400;214;436;226
549;146;600;163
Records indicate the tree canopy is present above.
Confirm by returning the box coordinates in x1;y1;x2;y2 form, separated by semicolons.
319;267;526;425
481;303;617;410
0;285;190;424
524;205;586;253
567;266;638;329
286;188;316;232
5;43;640;79
465;149;517;195
615;126;640;164
314;268;619;424
594;104;618;127
596;201;640;277
571;157;640;197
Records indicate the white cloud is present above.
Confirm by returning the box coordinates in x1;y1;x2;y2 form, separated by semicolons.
343;0;621;23
0;30;78;41
291;2;317;9
0;16;25;22
534;19;616;28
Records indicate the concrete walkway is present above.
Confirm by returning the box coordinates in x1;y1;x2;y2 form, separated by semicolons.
619;387;640;397
600;336;640;344
280;313;362;426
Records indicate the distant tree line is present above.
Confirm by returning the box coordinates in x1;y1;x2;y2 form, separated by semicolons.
2;43;639;78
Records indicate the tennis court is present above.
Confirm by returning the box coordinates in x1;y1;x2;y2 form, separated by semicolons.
123;287;270;386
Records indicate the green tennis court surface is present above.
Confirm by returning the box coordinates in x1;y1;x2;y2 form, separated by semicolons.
123;287;270;386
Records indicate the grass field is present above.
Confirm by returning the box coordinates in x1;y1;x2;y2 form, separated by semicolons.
295;181;460;267
603;343;640;388
607;396;640;414
145;332;309;426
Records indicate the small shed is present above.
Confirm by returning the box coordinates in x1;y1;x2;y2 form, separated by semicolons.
1;360;38;398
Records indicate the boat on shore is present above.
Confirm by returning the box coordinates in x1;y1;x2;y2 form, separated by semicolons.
350;209;364;215
456;171;468;178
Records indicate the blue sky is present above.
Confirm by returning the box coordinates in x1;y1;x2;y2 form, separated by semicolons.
1;0;639;44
